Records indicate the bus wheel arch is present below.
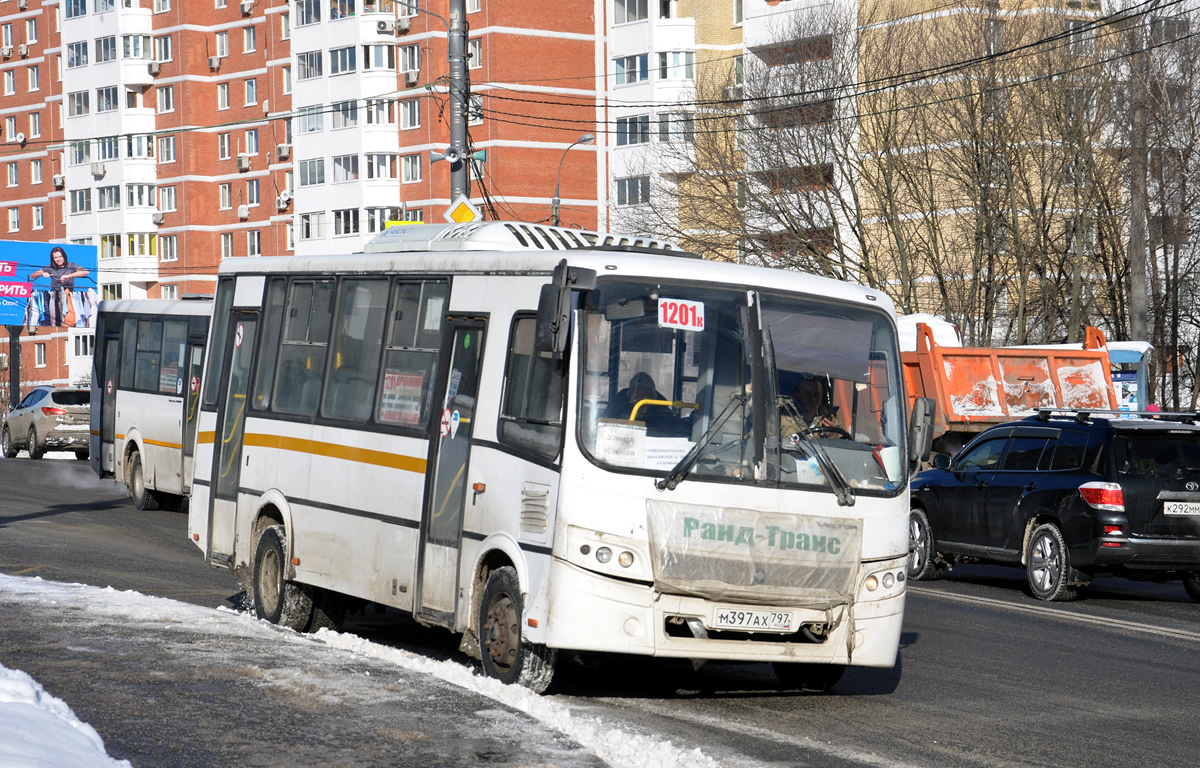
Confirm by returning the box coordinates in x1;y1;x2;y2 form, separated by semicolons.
476;563;556;693
252;521;314;631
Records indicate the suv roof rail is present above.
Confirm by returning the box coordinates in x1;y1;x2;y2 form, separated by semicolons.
1034;407;1199;425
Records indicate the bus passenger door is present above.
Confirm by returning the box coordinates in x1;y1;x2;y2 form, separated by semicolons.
207;313;257;562
417;319;485;626
98;336;121;477
181;340;205;494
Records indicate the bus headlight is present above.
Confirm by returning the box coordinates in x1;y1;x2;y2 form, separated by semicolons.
618;551;634;568
596;547;612;564
865;574;879;591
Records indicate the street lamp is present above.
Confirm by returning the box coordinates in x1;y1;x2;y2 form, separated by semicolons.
551;133;595;227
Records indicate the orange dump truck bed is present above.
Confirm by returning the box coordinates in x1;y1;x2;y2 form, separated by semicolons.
902;323;1118;445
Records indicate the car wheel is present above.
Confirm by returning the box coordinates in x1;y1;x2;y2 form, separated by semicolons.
26;427;43;460
253;525;314;631
1183;573;1200;603
1026;523;1080;602
908;508;937;581
1;427;16;459
773;662;846;692
129;453;159;511
478;565;556;692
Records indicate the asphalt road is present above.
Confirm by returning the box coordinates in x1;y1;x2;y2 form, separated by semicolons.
2;456;1200;767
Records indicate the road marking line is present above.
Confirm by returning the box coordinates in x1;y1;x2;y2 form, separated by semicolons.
908;585;1200;643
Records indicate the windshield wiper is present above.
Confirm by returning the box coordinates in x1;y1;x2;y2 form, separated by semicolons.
656;391;748;491
780;399;856;507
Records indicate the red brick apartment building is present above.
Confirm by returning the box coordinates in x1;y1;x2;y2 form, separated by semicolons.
0;0;603;396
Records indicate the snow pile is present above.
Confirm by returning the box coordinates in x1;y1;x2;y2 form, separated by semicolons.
0;662;132;768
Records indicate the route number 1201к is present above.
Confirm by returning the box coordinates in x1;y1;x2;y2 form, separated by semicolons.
659;298;705;331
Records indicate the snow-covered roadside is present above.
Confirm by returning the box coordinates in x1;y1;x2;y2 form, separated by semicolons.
0;574;720;768
0;662;131;768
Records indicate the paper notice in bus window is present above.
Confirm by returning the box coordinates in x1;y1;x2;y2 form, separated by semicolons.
644;437;693;470
159;364;178;394
596;419;647;467
379;371;424;425
658;298;705;332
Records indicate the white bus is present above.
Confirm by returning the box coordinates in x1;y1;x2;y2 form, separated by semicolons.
187;222;933;692
91;298;212;511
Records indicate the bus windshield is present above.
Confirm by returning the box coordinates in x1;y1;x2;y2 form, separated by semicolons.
578;280;907;494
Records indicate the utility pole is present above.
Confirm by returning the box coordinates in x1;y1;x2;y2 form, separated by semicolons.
1128;6;1152;342
447;0;469;200
5;326;22;412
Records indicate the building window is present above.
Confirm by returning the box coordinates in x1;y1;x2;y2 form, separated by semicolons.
155;0;171;12
244;78;257;105
7;208;18;233
401;100;420;129
614;0;648;24
96;0;116;12
31;159;42;184
216;31;228;58
100;234;121;259
155;35;172;62
156;84;174;113
247;179;260;206
97;85;119;112
467;0;481;12
70;141;91;164
35;343;46;368
218;133;231;160
217;82;229;110
282;65;292;94
1067;20;1095;55
332;100;358;129
96;36;117;63
28;65;39;92
127;184;156;207
157;136;175;163
364;44;395;70
220;232;234;259
658;111;695;142
365;207;402;233
658;51;694;80
3;117;13;141
333;208;359;235
398;155;420;182
32;205;43;230
218;183;232;209
616;176;651;205
97;136;118;160
68;90;90;117
617;114;650;145
245;129;258;155
98;186;121;210
299;158;325;186
282;13;291;39
3;71;13;97
247;230;261;257
298;105;323;133
29;111;41;137
66;0;87;19
367;98;395;125
467;38;481;70
299;212;325;240
468;94;483;125
71;189;92;214
5;163;15;187
295;0;321;26
123;34;151;59
244;26;256;53
162;285;178;300
127;134;155;158
330;0;354;19
161;235;178;262
102;284;123;301
330;45;356;75
298;51;322;79
615;54;649;85
332;154;359;182
401;44;419;72
367;153;397;179
67;41;88;68
159;185;177;211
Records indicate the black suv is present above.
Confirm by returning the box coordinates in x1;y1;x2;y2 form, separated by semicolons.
908;409;1200;601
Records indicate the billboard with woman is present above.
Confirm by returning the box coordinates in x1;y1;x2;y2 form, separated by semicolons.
0;241;99;328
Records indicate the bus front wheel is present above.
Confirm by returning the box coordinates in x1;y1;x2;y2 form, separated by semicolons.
253;524;314;632
477;565;556;693
773;662;845;692
129;453;159;511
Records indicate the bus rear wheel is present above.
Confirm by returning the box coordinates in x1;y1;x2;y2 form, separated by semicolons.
253;524;314;632
478;566;555;693
129;453;159;511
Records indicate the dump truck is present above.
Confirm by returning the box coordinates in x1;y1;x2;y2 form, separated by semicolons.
902;323;1134;455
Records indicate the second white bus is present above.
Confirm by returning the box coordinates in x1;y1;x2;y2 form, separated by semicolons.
187;222;932;692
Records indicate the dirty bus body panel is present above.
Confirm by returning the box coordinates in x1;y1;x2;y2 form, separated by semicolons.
187;222;916;692
90;298;212;511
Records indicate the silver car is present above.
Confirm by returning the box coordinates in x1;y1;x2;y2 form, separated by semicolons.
2;386;91;460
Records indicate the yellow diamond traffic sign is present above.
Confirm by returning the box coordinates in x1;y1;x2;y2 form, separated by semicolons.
444;196;481;224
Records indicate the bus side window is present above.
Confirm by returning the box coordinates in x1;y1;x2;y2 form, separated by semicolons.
119;317;138;389
273;279;334;416
498;314;565;459
375;280;446;429
322;278;388;423
134;319;163;392
252;278;288;411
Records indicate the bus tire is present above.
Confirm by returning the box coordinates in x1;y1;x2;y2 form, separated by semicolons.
253;524;314;631
907;508;937;581
129;453;159;511
773;662;845;692
2;427;16;459
74;449;89;460
307;587;347;633
478;566;556;693
27;428;44;460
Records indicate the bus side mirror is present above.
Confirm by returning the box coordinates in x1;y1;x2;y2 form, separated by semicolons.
535;259;596;356
908;396;935;474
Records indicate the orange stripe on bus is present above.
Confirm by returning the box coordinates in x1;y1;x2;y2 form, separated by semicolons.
242;433;428;474
143;438;184;449
198;431;215;444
